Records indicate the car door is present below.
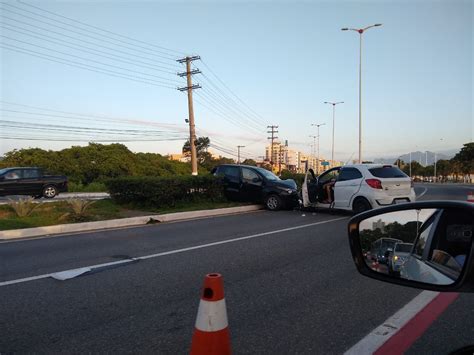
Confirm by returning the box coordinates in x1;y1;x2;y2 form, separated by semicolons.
240;167;263;202
0;169;24;195
220;165;241;201
333;167;363;208
20;168;43;195
316;168;340;204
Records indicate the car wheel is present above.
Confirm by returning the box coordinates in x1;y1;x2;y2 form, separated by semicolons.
352;197;372;214
42;185;58;199
265;194;282;211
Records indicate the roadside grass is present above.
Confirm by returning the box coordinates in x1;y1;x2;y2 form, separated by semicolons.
0;199;250;231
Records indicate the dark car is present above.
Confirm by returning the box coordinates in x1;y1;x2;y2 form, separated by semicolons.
0;167;68;198
211;164;300;210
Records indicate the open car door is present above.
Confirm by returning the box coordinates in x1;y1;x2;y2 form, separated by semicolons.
302;168;318;207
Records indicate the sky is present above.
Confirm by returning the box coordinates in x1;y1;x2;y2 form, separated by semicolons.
1;0;472;162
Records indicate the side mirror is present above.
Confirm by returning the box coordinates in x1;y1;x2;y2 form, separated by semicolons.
0;176;4;181
252;177;261;183
348;201;474;292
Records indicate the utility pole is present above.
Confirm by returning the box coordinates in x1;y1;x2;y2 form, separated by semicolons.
311;123;326;174
267;125;278;171
237;145;245;164
177;55;201;176
279;144;282;174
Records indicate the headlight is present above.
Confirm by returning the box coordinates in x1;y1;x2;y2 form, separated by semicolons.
285;189;294;194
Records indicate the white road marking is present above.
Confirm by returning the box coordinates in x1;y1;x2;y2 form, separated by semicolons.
344;290;439;355
417;187;428;199
0;216;347;287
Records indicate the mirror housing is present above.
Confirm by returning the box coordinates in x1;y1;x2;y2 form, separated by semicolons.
348;201;474;292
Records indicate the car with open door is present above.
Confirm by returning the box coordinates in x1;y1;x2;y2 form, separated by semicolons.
301;164;416;214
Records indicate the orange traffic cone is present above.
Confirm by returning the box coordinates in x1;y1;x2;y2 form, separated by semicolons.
190;273;231;355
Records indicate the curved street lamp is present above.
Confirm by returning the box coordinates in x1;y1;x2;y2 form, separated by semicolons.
341;24;382;163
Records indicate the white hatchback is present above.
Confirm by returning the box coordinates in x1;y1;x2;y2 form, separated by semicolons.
302;164;416;214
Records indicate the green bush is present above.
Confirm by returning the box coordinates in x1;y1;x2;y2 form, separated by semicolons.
68;181;107;192
280;170;306;188
106;175;225;208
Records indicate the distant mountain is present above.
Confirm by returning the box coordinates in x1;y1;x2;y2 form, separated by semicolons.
373;150;457;166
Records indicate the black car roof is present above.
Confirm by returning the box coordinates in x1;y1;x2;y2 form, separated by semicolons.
215;164;259;169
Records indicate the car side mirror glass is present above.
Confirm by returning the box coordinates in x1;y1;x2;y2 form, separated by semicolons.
349;203;474;290
252;177;261;183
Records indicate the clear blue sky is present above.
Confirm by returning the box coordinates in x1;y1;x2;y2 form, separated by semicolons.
1;0;472;162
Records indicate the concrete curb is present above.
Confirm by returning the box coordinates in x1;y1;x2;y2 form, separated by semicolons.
0;205;263;240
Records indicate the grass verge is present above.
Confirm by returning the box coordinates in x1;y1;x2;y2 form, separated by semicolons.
0;199;250;231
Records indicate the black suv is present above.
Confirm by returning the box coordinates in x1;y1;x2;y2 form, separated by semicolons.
211;164;300;210
0;167;68;198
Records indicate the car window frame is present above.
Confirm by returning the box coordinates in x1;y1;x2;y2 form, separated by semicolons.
337;167;363;182
241;167;261;182
3;169;23;180
318;167;340;184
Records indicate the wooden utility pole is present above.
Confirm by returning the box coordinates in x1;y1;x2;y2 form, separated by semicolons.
237;145;245;164
267;125;278;171
177;55;201;175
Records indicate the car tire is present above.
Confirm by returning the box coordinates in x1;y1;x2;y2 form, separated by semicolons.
352;197;372;214
265;194;282;211
42;185;58;199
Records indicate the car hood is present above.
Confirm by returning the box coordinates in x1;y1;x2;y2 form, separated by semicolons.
270;179;297;190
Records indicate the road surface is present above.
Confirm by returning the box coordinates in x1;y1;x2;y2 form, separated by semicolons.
0;183;472;353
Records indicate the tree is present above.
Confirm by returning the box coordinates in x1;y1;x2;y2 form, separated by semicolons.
241;159;257;166
182;137;211;164
453;142;474;179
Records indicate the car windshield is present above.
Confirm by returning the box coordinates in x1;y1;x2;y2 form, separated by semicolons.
256;168;280;181
0;168;9;175
369;167;408;178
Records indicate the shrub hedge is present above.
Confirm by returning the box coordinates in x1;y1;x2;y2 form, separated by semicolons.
106;175;225;208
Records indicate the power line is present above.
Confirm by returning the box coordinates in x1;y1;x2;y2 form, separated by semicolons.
0;120;182;136
198;71;267;129
200;59;268;126
0;7;183;66
0;102;187;130
0;44;177;89
0;23;179;74
193;92;264;137
15;0;187;56
201;86;265;132
0;16;179;70
197;89;264;133
0;35;183;84
0;135;185;142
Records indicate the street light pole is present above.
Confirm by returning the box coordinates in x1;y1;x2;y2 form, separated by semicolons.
341;24;382;163
311;123;326;174
324;101;343;166
309;135;317;170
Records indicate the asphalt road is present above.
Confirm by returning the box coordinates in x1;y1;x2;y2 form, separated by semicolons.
0;183;472;354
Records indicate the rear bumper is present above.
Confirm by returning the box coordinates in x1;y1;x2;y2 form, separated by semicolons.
372;190;417;207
